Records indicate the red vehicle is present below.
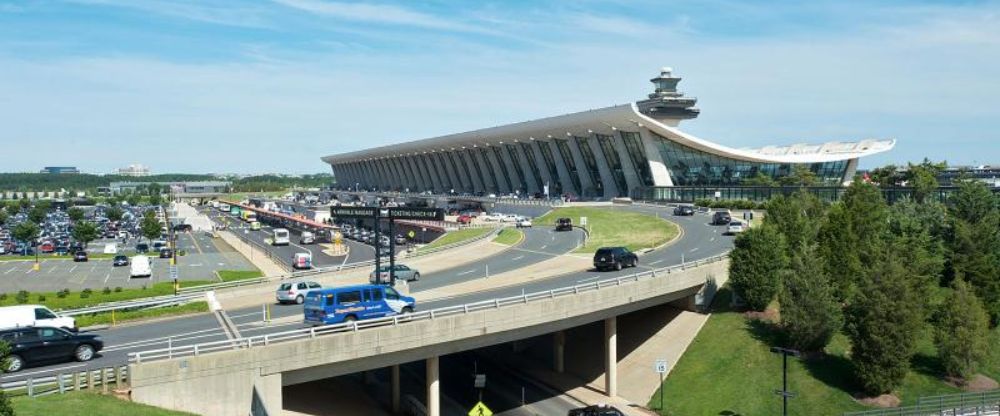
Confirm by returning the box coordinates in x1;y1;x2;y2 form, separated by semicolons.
457;214;472;224
39;241;55;253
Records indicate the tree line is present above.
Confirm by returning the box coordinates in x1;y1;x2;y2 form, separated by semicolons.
729;178;998;396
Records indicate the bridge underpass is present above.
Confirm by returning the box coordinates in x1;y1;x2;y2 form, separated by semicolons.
128;257;729;416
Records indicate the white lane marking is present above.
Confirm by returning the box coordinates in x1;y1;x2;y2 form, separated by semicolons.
69;264;78;273
689;247;699;253
511;255;524;261
103;272;112;284
649;259;664;265
539;245;547;250
577;276;599;283
5;268;16;274
710;237;716;242
456;269;477;276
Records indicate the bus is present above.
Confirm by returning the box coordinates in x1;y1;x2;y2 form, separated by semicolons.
241;211;257;222
272;228;290;246
303;284;415;325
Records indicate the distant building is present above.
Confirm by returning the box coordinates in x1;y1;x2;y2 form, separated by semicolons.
937;165;1000;187
109;181;230;195
40;166;79;174
116;164;151;177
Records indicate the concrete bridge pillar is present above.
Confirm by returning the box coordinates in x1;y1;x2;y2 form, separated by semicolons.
427;356;440;416
605;317;618;397
391;364;401;413
553;331;566;373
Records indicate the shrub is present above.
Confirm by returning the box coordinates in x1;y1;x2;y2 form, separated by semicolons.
729;225;788;311
37;294;46;302
114;287;123;293
57;288;70;298
15;290;30;304
0;293;7;301
80;288;92;299
102;287;111;295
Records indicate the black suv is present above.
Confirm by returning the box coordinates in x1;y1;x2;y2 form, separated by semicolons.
72;251;88;262
1;327;104;373
555;217;573;231
673;205;695;216
568;404;625;416
712;211;732;225
593;247;638;271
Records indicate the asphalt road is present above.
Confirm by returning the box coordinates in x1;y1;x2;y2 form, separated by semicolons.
0;205;733;398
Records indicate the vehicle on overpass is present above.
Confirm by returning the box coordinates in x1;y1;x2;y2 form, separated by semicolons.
1;327;103;373
303;284;414;324
369;264;420;284
593;247;638;271
272;228;290;246
0;305;76;332
276;281;321;304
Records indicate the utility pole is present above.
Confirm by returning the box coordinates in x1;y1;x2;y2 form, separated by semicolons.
770;346;800;416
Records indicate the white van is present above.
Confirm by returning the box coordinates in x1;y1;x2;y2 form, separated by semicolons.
130;255;152;278
272;228;290;246
299;231;315;245
0;305;76;332
103;243;118;254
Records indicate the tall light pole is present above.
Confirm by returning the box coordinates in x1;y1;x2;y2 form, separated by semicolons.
770;346;800;416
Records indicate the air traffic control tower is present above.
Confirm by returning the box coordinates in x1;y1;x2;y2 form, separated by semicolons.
635;67;700;126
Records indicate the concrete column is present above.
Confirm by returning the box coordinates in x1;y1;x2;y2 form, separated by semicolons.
498;145;525;194
441;152;467;193
460;150;485;193
529;141;557;195
375;159;392;190
406;155;429;192
472;147;498;194
257;372;283;416
484;146;511;194
420;154;443;193
611;131;643;197
392;157;414;191
604;317;618;397
514;143;541;194
430;153;455;192
566;137;598;197
553;331;566;373
391;365;401;413
547;140;578;197
427;356;440;416
637;130;673;186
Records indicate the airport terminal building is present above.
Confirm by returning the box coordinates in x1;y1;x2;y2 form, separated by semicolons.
322;69;894;200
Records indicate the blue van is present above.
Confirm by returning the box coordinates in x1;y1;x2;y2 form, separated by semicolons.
303;284;416;325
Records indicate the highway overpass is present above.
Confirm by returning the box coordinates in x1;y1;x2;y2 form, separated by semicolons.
128;255;728;416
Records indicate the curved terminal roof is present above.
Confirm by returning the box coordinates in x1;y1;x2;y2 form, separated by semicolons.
321;103;894;165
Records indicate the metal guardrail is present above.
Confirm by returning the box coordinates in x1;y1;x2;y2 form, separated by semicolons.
841;390;1000;416
128;252;729;363
1;365;128;396
60;293;204;316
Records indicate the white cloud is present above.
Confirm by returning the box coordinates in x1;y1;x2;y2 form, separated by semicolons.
271;0;486;34
65;0;271;28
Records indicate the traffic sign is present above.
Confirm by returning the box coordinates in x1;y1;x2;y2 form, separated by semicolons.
407;230;415;238
580;216;588;227
330;206;377;218
388;207;444;221
655;359;669;374
169;265;179;280
474;374;486;388
468;401;492;416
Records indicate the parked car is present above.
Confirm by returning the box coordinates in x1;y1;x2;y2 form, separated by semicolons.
568;404;625;416
159;248;173;259
172;224;193;232
112;255;129;267
395;234;407;245
555;217;573;231
303;284;415;325
72;251;88;262
0;305;76;332
726;220;747;235
369;264;421;284
135;243;149;253
275;281;322;304
673;205;695;216
712;211;732;225
1;327;103;372
593;247;638;271
456;214;472;224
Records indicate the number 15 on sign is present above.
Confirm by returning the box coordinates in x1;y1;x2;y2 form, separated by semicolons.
655;359;669;410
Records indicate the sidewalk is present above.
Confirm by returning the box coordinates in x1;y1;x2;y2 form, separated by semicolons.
217;230;288;277
414;253;591;300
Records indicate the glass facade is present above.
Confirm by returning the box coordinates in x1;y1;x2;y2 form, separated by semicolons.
519;142;545;191
575;137;603;195
489;146;514;192
554;139;582;194
651;133;849;186
536;141;563;195
621;131;654;186
596;134;628;197
465;148;491;192
505;144;529;193
445;151;470;191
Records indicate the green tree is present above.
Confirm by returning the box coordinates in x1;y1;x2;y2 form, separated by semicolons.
817;181;890;303
67;207;85;222
934;278;991;380
126;194;142;207
0;340;15;415
17;198;29;211
71;221;99;248
27;206;46;224
764;189;825;249
888;200;946;313
141;211;162;242
845;254;925;395
743;171;778;187
778;164;818;187
149;192;162;207
780;243;842;352
729;225;788;311
0;209;7;227
867;164;902;188
12;222;39;254
946;181;1000;323
905;160;943;203
105;206;124;223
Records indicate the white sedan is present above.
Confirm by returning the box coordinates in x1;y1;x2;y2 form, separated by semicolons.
726;220;746;235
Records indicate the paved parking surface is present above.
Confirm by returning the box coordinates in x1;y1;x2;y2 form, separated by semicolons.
0;231;256;292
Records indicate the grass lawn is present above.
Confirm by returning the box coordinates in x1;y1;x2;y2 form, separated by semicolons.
492;228;524;245
536;207;678;253
216;269;264;282
650;288;995;415
419;228;493;252
13;391;196;416
75;301;209;327
0;280;215;311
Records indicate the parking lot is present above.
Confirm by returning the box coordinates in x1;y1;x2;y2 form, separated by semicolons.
0;230;256;293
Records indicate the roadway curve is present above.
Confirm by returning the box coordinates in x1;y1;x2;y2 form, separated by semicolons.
0;205;732;386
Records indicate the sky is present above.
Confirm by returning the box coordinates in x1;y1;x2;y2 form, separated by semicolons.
0;0;997;174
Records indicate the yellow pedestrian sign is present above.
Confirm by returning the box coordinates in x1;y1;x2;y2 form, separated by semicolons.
468;401;492;416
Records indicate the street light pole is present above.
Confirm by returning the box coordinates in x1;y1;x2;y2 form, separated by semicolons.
770;346;800;416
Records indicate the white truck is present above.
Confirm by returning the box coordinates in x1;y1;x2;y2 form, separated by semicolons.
0;305;77;332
